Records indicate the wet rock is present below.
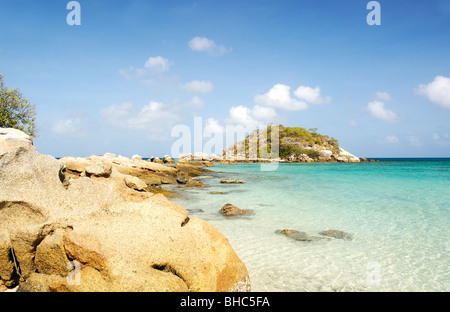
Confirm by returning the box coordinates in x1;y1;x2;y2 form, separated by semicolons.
220;204;252;216
319;230;352;240
221;179;245;184
275;229;327;242
220;159;237;165
176;172;190;184
210;191;227;194
186;181;207;188
175;163;211;177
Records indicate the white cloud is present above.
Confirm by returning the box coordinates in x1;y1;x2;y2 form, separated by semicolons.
52;116;87;138
185;96;205;109
100;101;180;140
294;86;331;104
129;102;178;130
228;105;255;126
376;91;393;101
416;75;450;109
188;37;230;56
385;135;399;144
119;56;173;79
180;80;214;93
251;105;277;121
204;118;225;135
99;102;133;123
227;104;278;128
255;84;308;111
144;56;172;72
366;101;398;123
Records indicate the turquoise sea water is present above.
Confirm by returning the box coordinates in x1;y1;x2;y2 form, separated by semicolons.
166;159;450;292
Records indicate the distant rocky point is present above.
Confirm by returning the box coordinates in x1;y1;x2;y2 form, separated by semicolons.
222;125;365;163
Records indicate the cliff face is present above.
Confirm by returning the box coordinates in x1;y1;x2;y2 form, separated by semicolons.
223;125;360;163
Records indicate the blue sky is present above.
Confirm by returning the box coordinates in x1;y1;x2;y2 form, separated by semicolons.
1;0;450;158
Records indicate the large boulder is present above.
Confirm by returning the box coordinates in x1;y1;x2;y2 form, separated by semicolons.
0;135;250;292
0;128;33;155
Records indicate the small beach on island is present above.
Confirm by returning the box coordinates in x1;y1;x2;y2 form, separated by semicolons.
166;160;450;292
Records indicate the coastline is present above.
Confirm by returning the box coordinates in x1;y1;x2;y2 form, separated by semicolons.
3;129;447;292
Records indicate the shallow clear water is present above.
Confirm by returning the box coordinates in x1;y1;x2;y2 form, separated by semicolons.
167;160;450;292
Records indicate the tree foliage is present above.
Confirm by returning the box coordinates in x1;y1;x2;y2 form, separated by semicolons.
0;74;36;136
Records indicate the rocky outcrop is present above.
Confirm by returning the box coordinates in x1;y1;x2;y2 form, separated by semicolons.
0;129;250;292
220;204;252;217
178;153;223;163
60;152;212;191
332;148;360;163
221;125;361;163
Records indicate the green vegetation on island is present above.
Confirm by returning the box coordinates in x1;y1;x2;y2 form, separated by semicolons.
224;124;342;161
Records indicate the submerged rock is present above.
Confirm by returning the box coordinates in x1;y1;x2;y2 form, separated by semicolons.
319;230;353;240
275;229;328;242
187;209;205;214
186;180;207;188
220;204;252;216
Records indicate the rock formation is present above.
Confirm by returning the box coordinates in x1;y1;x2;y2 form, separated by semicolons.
60;152;212;189
220;204;252;217
0;128;250;292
